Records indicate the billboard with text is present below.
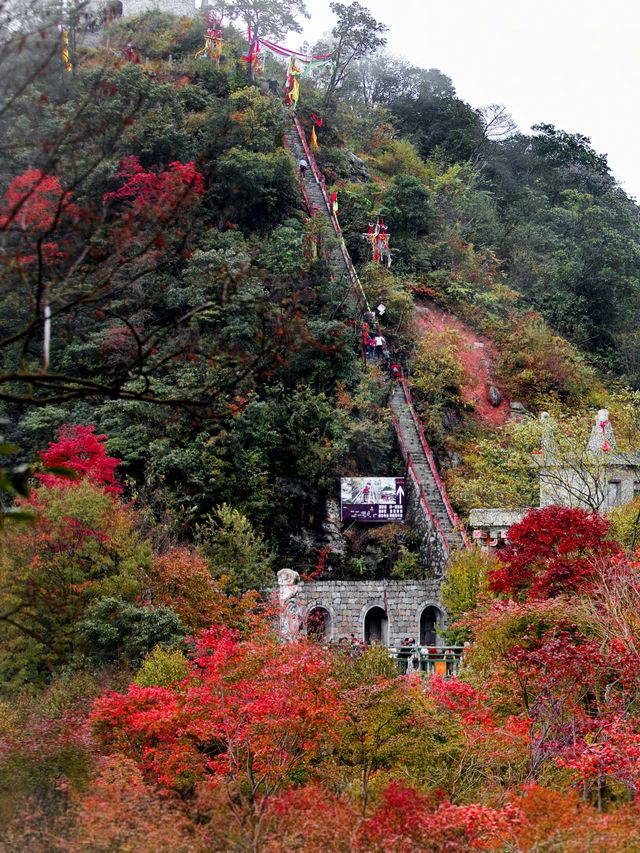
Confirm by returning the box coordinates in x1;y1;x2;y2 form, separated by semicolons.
340;477;405;523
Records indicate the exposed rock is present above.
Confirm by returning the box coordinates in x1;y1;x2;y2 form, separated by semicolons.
488;385;502;407
287;529;318;561
321;499;347;557
346;151;371;183
440;408;460;433
446;451;464;469
509;401;527;420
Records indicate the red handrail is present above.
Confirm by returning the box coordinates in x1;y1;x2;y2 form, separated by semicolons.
397;379;471;549
284;118;463;554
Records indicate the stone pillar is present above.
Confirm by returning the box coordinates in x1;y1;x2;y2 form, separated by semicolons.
277;568;303;642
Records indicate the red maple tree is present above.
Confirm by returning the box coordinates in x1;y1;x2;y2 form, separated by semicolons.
490;506;620;599
35;424;122;494
90;627;341;847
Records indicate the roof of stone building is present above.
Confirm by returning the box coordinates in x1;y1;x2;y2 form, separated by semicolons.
468;508;528;528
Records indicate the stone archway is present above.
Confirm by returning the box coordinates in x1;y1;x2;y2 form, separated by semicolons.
307;606;332;642
419;605;441;646
364;606;388;645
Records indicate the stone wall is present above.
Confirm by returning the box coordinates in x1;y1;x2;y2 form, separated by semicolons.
88;0;197;18
297;579;445;648
403;464;448;574
122;0;196;16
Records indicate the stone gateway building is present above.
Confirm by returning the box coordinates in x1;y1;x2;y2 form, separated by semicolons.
277;571;446;649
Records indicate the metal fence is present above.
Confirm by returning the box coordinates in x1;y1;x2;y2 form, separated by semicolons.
389;646;464;678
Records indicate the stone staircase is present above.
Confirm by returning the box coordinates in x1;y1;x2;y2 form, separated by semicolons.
283;119;365;304
283;116;468;564
389;381;467;556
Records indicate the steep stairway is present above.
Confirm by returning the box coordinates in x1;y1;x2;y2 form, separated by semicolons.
283;117;368;309
390;380;468;556
283;115;469;561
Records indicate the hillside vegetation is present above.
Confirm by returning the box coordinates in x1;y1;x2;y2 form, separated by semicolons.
4;3;640;850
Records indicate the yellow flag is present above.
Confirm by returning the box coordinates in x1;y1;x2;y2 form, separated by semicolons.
310;126;319;150
61;30;72;72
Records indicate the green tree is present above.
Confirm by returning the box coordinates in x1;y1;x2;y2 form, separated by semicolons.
390;88;483;163
384;174;434;237
390;545;422;579
223;0;310;82
0;481;151;681
79;599;186;667
530;124;610;177
135;646;191;688
198;503;275;595
210;147;298;230
322;2;388;105
331;646;426;813
440;548;492;643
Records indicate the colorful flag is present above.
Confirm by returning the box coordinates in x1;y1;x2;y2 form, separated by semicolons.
61;30;72;72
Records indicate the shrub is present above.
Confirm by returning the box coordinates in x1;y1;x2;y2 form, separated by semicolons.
79;598;185;666
135;646;190;688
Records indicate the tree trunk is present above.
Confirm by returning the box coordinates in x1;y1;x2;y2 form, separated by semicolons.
43;283;51;371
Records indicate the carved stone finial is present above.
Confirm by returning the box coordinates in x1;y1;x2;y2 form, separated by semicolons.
587;408;616;452
539;411;556;453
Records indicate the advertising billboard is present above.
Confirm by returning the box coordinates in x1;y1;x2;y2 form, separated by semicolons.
340;476;405;523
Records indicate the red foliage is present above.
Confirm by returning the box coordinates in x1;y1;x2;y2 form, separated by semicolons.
89;628;341;795
511;783;640;851
357;782;522;852
264;785;360;852
35;424;122;494
66;756;198;853
103;156;204;225
428;674;494;727
0;169;79;233
558;716;640;792
147;547;257;630
489;506;620;599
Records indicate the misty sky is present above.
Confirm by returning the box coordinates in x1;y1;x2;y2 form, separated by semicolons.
294;0;640;200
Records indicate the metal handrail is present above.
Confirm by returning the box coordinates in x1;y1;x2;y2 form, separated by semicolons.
389;645;464;677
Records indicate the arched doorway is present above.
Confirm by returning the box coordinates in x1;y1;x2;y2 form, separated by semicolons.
420;606;441;646
364;606;388;645
307;606;331;642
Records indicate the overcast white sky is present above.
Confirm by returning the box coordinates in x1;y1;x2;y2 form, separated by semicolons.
295;0;640;199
